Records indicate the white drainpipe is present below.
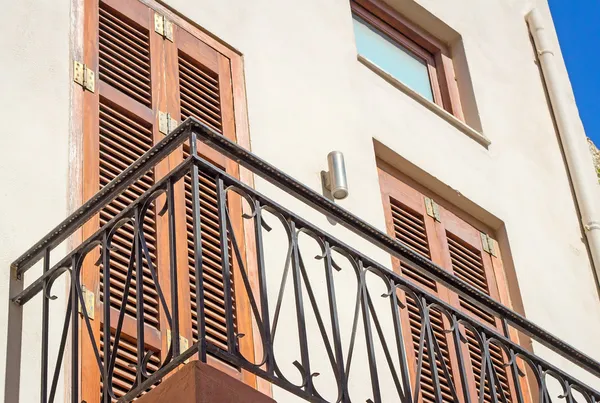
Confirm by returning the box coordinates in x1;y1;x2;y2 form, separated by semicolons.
527;9;600;282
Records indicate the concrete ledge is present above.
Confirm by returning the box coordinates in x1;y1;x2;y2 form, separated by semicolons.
137;361;276;403
357;55;491;147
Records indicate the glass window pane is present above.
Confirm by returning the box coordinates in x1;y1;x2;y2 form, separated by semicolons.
353;15;434;102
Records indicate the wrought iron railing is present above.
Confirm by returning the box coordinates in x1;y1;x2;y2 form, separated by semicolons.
8;118;600;402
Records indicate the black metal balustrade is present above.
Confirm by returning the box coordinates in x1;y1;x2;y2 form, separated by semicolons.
7;118;600;403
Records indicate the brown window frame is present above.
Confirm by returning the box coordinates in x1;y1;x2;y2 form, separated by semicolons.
351;0;464;120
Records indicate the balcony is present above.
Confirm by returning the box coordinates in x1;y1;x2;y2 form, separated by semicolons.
7;118;600;402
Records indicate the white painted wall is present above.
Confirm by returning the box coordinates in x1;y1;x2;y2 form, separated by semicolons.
1;0;599;401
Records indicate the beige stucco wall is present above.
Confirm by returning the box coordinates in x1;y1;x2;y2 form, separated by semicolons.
0;0;72;402
1;0;599;401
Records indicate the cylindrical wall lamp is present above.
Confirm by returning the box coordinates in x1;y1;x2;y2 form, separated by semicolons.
323;151;349;200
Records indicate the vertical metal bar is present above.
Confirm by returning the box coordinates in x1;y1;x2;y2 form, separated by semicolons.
189;131;207;362
253;203;274;374
216;177;235;353
71;255;80;403
388;283;413;403
502;319;524;403
359;262;381;403
5;269;24;402
40;248;50;403
289;220;313;395
422;301;443;403
102;232;111;403
322;242;347;401
167;178;180;357
451;316;473;403
482;333;500;403
49;289;72;403
134;206;146;385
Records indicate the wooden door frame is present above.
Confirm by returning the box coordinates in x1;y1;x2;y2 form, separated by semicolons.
69;0;269;398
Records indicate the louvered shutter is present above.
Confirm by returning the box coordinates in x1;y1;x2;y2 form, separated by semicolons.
377;161;526;403
163;21;255;376
378;164;465;403
440;210;519;403
81;0;168;401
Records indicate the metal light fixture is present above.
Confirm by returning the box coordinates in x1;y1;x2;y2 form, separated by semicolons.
322;151;349;200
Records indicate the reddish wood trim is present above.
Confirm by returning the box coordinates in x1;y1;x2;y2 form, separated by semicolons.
176;27;220;73
98;81;154;124
351;0;464;119
81;0;102;400
100;0;149;28
104;304;162;347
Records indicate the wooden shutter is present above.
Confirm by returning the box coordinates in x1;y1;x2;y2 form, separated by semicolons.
81;0;171;401
377;160;526;403
379;166;464;403
154;7;256;381
439;210;518;403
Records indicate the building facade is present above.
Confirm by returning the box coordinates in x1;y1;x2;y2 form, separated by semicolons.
1;0;600;402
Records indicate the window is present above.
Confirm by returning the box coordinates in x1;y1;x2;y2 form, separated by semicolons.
351;0;464;119
377;160;531;402
353;14;434;101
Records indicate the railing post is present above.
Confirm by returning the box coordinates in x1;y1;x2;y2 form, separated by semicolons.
4;267;24;403
40;248;51;403
189;130;207;362
216;176;236;354
253;202;274;375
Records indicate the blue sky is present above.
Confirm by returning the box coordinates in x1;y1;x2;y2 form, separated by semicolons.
549;0;600;145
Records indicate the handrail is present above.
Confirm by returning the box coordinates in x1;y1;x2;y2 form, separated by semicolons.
182;118;600;381
9;118;600;403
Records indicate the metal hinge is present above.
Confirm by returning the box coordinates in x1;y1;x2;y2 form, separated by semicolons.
480;233;497;257
154;13;173;41
73;61;95;92
78;286;95;320
167;330;190;363
424;197;441;222
158;111;178;135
